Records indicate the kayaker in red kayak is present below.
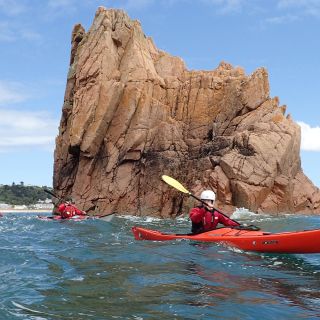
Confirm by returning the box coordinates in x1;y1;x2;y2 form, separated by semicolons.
189;190;239;234
57;200;86;219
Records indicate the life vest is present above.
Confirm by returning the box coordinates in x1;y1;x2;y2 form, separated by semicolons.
58;203;84;219
190;205;239;234
191;205;216;234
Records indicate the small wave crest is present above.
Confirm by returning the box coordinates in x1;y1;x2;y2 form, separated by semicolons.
11;301;62;318
117;214;163;223
230;207;258;220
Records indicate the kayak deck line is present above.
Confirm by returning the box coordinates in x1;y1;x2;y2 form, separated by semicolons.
132;226;320;254
133;227;271;237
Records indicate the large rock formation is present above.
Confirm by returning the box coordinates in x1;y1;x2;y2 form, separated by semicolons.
53;7;320;216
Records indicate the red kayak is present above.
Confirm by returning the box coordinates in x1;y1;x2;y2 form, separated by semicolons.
132;226;320;254
38;215;89;221
37;213;114;222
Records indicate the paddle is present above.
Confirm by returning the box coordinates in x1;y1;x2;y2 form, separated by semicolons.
44;188;61;201
44;189;114;220
44;188;85;215
161;175;260;230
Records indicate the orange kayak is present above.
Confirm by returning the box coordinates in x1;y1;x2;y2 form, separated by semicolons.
132;226;320;254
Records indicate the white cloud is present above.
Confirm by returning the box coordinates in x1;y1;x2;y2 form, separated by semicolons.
265;14;299;24
110;0;245;12
201;0;245;14
196;0;320;20
0;108;58;152
277;0;320;17
0;81;29;105
298;121;320;152
122;0;154;9
0;21;17;42
262;1;320;28
278;0;319;8
0;0;26;16
47;0;78;9
104;0;156;10
0;21;42;43
20;29;42;41
0;136;54;147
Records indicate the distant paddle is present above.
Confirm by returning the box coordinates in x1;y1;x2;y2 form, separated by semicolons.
161;175;259;230
44;189;62;201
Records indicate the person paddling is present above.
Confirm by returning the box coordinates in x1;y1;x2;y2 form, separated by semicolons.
57;199;86;219
189;190;240;234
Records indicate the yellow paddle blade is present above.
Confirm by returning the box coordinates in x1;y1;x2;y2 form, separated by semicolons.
161;175;191;195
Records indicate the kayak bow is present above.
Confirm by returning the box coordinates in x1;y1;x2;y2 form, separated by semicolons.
132;226;320;254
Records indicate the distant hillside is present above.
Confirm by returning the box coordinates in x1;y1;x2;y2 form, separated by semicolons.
0;183;53;205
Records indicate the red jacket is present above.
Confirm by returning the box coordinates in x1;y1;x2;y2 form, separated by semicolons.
58;203;85;219
189;206;239;233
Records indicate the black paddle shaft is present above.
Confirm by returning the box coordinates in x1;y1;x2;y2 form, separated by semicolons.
44;189;61;200
44;189;75;207
45;189;76;204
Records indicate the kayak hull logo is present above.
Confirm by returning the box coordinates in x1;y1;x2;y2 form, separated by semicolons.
252;240;279;246
262;240;279;245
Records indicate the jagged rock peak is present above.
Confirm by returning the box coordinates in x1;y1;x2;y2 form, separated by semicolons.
53;7;320;217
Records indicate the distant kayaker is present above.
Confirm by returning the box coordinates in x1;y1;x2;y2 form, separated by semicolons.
189;190;239;234
57;200;86;219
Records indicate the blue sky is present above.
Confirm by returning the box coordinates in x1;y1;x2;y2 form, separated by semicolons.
0;0;319;187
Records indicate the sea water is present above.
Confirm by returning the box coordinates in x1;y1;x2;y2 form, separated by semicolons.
1;210;320;319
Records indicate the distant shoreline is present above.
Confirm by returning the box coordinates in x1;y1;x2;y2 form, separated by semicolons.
0;209;52;213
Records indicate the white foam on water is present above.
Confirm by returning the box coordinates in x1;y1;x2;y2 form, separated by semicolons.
230;207;259;220
175;215;189;222
11;301;61;318
71;275;84;281
225;245;245;254
297;254;320;267
117;214;163;223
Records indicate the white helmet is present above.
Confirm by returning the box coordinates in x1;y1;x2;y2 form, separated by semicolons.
200;190;216;201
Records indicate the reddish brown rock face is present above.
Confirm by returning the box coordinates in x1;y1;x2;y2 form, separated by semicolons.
53;7;320;216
